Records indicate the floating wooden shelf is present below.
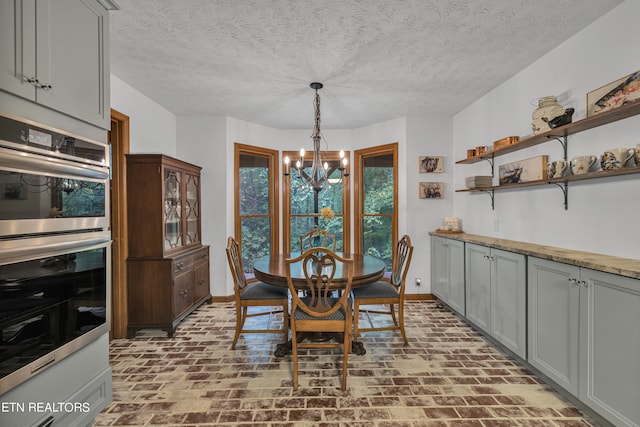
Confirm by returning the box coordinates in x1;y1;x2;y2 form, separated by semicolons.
456;100;640;165
456;100;640;209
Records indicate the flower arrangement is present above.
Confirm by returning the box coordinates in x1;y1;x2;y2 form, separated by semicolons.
320;206;334;220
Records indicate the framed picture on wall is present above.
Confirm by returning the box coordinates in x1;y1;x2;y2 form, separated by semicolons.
419;156;443;173
587;69;640;117
419;182;444;199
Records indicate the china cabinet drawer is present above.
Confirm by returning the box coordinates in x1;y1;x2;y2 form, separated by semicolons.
173;254;194;273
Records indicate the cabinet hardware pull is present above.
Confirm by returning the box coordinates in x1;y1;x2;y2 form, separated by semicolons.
27;76;39;85
176;262;184;270
181;289;188;297
199;279;205;284
39;83;52;90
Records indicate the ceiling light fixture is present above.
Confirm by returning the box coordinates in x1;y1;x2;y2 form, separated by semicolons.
283;82;348;192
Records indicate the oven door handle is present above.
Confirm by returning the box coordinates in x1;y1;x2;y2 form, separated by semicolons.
0;146;108;180
0;231;111;265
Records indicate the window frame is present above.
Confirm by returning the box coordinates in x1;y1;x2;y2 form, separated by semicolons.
234;143;279;272
353;143;398;256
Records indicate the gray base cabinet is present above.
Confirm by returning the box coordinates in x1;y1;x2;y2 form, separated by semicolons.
529;257;640;427
579;268;640;427
465;243;526;359
528;257;580;395
431;236;465;315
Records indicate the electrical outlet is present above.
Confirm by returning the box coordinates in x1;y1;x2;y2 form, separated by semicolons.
415;278;421;286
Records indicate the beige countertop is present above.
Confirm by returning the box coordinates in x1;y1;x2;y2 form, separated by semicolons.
429;231;640;280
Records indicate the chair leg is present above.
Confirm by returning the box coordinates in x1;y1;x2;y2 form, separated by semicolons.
291;323;299;391
353;302;360;342
282;300;289;343
398;302;408;345
390;303;399;327
231;304;246;349
342;321;350;391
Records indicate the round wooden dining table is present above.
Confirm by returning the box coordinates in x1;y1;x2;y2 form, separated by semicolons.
253;252;387;356
253;252;387;289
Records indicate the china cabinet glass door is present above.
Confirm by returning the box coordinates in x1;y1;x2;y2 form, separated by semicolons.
185;173;200;245
164;168;182;250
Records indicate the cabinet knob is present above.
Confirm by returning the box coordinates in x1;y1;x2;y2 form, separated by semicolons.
177;262;184;270
180;289;188;298
198;279;205;285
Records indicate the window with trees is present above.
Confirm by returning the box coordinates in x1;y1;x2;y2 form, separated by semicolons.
282;150;350;253
234;144;279;275
354;143;398;271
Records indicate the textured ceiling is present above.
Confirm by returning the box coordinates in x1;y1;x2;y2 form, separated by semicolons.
110;0;623;129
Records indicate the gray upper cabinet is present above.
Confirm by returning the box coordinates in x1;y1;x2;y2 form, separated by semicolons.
431;236;465;315
465;243;526;359
0;0;110;129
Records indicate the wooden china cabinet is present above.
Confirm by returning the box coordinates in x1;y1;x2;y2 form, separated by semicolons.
125;154;211;337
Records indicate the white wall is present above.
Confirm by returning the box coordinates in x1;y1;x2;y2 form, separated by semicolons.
111;75;177;155
453;0;640;259
405;115;453;294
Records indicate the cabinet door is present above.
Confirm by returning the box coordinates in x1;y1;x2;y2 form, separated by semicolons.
0;0;37;99
37;0;109;128
184;172;201;246
527;257;580;395
173;271;194;319
491;249;526;358
465;243;491;332
193;260;210;301
164;167;183;251
447;239;465;315
579;268;640;427
431;236;448;301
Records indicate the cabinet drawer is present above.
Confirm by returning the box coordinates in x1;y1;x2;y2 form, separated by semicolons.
172;255;193;273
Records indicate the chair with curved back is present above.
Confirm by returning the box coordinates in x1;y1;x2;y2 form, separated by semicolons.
226;237;289;350
299;227;337;252
352;235;414;345
285;247;353;391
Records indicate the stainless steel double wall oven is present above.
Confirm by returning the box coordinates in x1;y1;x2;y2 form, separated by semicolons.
0;113;110;394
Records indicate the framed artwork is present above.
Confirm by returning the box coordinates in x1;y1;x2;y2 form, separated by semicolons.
587;69;640;117
0;182;28;200
419;182;444;199
498;155;548;185
419;156;443;173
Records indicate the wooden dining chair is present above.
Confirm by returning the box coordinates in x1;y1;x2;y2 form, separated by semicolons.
299;227;337;252
352;235;414;345
225;237;289;350
285;247;354;391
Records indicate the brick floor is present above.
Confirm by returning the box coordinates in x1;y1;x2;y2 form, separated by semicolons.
95;301;599;426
